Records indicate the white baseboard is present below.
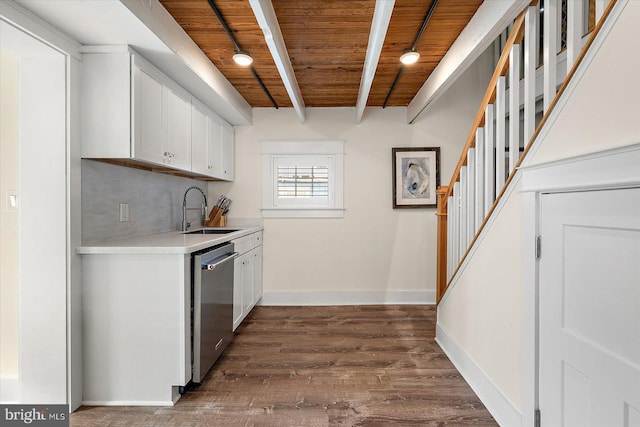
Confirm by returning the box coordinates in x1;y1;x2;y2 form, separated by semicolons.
259;290;436;306
436;323;522;427
81;400;174;407
0;377;19;403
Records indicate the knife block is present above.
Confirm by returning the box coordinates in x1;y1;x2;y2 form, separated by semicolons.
205;206;227;227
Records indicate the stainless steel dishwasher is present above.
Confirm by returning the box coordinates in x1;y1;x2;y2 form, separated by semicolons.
192;242;237;383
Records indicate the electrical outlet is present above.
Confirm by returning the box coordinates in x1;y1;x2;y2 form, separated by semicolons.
119;203;129;222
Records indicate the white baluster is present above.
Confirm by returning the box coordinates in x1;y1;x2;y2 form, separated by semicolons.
452;182;460;268
447;196;454;279
484;104;495;213
495;76;507;194
466;149;476;244
524;4;538;142
543;0;558;113
595;0;608;22
509;44;521;175
567;0;585;70
474;128;485;232
460;166;468;254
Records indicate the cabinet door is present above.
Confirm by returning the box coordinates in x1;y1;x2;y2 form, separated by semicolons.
207;115;224;179
191;103;208;176
253;247;263;307
133;65;164;165
221;121;234;181
164;86;191;171
232;255;245;331
242;252;254;316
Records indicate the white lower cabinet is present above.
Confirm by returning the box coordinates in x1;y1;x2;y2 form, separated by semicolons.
81;253;192;406
232;232;263;331
253;248;263;306
240;250;255;318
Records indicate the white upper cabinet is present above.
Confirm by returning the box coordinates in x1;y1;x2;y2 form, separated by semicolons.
191;99;225;180
82;47;234;181
164;85;192;170
132;65;164;165
208;116;224;179
190;102;208;176
222;121;235;181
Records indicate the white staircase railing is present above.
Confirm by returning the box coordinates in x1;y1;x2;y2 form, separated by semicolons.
436;0;615;302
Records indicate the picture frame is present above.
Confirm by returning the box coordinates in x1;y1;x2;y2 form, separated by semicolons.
392;147;440;208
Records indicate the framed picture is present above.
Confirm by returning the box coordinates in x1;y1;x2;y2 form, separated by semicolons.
392;147;440;208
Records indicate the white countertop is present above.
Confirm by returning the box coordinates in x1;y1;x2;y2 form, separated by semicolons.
78;221;262;255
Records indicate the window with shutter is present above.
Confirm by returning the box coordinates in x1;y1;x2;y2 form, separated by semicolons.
262;141;344;218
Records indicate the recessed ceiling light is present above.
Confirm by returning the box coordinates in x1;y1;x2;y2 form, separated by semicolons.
233;51;253;66
400;50;420;65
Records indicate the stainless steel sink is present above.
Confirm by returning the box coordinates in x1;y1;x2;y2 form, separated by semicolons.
183;229;239;235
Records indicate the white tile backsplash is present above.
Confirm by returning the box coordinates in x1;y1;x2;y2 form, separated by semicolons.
82;160;208;242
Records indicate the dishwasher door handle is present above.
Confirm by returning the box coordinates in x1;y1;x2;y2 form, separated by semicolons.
202;252;238;270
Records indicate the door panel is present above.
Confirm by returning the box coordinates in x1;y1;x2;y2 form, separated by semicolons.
133;66;164;164
165;87;191;171
191;103;208;176
539;188;640;427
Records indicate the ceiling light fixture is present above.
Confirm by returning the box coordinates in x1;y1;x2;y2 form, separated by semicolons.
384;0;438;108
233;51;253;66
400;50;420;65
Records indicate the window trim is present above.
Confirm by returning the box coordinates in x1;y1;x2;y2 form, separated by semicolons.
262;140;344;218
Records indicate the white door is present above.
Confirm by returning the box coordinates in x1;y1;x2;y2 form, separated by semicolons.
0;19;69;405
539;188;640;427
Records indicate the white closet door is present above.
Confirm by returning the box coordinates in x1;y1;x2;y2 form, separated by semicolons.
539;188;640;427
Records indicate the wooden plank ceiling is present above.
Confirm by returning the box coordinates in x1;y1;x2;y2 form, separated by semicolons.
160;0;483;108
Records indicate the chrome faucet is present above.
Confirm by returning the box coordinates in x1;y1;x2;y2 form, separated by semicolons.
181;186;208;232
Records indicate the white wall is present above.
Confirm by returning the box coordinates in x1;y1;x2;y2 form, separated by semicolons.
437;0;640;419
210;48;494;304
0;48;19;380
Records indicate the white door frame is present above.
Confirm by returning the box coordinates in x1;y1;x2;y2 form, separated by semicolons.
0;0;82;410
520;142;640;426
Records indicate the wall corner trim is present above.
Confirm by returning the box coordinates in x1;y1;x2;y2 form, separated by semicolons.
436;323;522;427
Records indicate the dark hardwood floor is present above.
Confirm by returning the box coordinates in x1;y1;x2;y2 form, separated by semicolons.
71;305;497;426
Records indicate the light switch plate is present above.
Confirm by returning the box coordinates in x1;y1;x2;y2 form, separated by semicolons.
119;203;129;222
7;191;17;212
